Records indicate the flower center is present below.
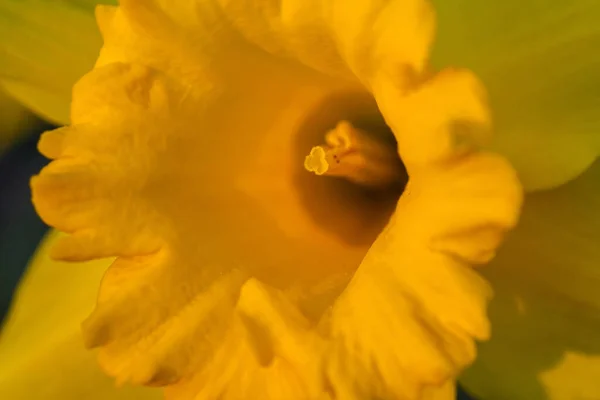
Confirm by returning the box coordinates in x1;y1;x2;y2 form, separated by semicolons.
304;120;406;190
287;90;408;253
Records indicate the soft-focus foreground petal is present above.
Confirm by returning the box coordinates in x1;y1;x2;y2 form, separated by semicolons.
0;230;161;400
0;0;116;125
460;159;600;400
30;1;522;399
0;86;39;153
431;0;600;191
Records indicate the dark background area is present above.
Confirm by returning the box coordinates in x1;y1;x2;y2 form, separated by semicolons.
0;123;50;324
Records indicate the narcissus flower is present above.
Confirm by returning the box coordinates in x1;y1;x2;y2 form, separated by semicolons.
25;1;521;399
28;0;524;398
1;0;598;399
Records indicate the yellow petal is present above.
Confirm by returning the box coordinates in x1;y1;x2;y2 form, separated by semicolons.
0;1;112;124
461;160;600;399
0;230;160;399
215;0;435;85
431;1;600;191
166;279;328;400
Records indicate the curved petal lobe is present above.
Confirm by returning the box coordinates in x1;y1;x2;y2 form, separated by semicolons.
431;0;600;190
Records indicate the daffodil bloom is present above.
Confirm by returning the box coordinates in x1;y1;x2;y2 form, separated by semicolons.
26;0;525;398
0;0;599;399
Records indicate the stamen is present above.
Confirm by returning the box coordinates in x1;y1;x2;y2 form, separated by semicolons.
304;121;405;189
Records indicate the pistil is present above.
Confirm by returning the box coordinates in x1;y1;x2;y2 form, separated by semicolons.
304;121;406;189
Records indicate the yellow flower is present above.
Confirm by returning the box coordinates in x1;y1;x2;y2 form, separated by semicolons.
1;0;597;399
29;1;523;398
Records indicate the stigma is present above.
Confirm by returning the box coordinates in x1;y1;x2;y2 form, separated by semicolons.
304;121;406;189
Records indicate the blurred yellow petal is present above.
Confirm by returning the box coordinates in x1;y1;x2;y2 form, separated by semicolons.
460;160;600;399
0;230;161;399
28;1;524;399
431;1;600;191
0;0;116;125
